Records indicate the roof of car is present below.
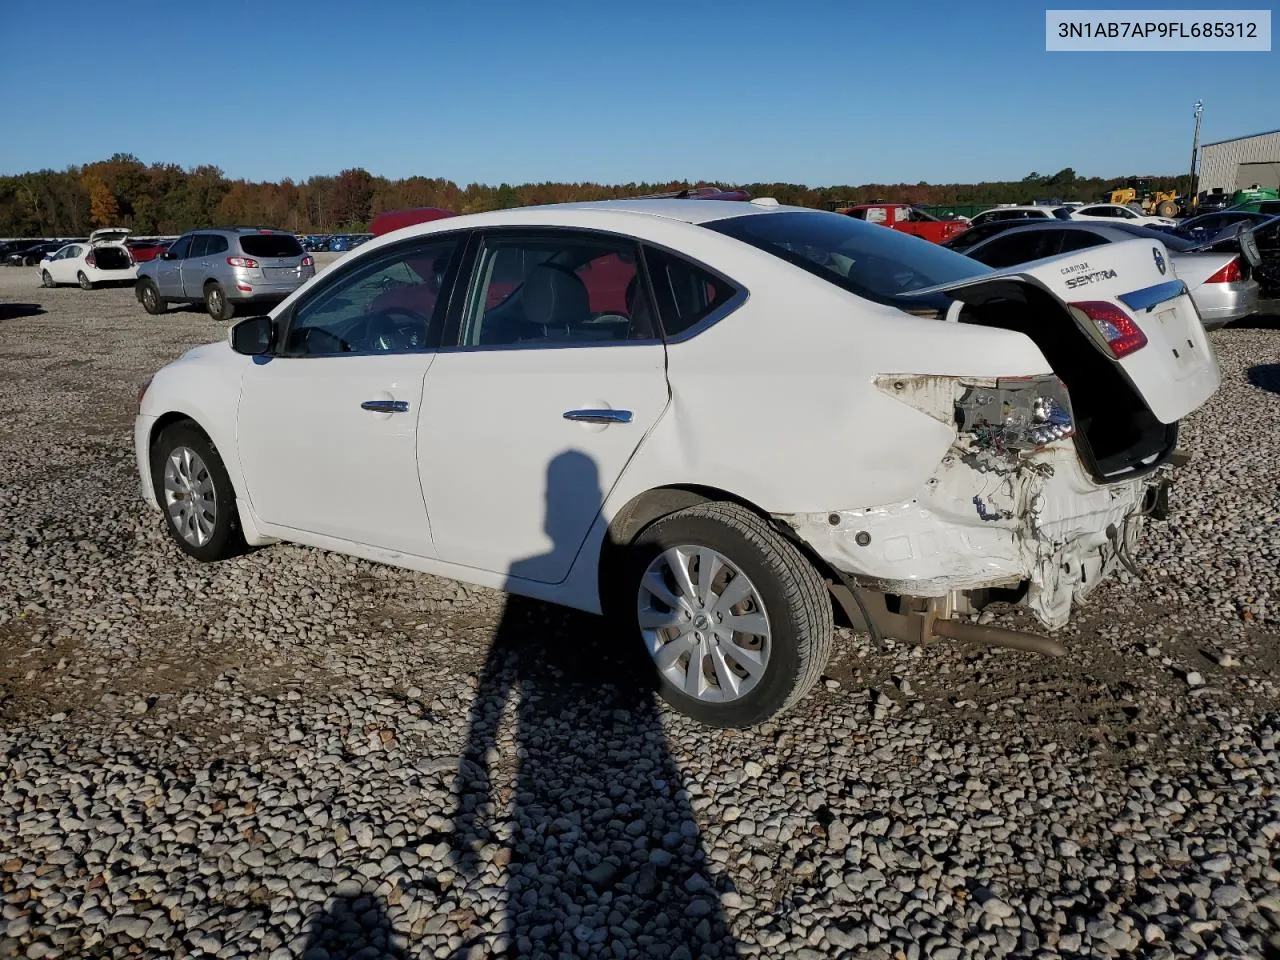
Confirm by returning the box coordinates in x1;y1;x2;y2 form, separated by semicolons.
523;198;797;225
977;205;1055;212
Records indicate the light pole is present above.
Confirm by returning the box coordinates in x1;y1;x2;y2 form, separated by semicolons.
1188;100;1204;209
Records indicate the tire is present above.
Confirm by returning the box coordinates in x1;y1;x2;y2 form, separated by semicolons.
149;422;244;562
138;279;167;315
204;282;234;321
624;501;834;728
1157;200;1179;219
41;270;54;288
77;271;94;291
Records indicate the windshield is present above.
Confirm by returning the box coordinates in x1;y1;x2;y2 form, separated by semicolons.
704;210;990;303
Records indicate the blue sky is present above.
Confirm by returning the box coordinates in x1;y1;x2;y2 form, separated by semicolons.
0;0;1274;185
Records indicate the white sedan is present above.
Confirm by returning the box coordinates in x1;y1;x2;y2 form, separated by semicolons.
135;199;1219;727
1066;203;1178;228
40;228;138;289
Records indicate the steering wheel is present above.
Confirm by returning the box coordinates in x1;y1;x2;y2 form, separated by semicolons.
362;306;432;352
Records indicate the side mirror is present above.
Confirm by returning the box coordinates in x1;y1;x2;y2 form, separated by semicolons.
229;315;276;356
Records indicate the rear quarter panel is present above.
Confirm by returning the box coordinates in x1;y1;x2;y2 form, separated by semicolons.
597;227;1055;517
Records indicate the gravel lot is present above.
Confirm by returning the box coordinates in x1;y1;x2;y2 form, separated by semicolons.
1;262;1278;960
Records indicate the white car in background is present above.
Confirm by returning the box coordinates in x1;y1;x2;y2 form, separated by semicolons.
1067;203;1178;228
967;205;1064;227
134;199;1219;728
40;228;138;289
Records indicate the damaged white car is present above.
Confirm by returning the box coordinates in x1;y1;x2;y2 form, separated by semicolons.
134;199;1219;728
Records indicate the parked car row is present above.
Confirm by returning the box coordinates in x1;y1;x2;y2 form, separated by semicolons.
299;233;375;252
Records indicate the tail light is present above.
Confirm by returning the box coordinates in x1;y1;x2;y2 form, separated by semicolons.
301;255;314;268
1067;301;1148;359
1205;258;1241;284
85;251;96;267
227;256;259;268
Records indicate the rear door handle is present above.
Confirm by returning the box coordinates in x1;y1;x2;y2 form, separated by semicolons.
564;408;632;424
361;399;409;413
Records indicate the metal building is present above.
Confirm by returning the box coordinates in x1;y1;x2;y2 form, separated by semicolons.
1198;129;1280;194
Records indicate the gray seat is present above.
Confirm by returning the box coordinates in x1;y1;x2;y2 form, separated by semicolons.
522;264;592;339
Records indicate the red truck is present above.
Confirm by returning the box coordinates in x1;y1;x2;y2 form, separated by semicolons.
836;203;969;244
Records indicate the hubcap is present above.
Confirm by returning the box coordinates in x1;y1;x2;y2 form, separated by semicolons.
163;446;216;547
637;545;771;703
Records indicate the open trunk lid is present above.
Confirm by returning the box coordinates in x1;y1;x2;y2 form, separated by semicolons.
89;227;131;245
905;237;1220;424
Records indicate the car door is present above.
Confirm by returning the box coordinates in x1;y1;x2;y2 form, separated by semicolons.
181;234;212;298
236;233;463;556
154;234;192;297
417;229;670;584
49;245;80;284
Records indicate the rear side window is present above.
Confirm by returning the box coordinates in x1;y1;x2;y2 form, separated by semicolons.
189;235;210;258
240;234;304;258
1056;231;1110;254
206;235;229;255
642;247;737;338
968;230;1057;268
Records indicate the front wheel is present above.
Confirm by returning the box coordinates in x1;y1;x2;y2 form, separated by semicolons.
149;422;244;562
625;501;834;728
138;280;167;315
41;270;54;288
204;282;234;321
77;271;94;291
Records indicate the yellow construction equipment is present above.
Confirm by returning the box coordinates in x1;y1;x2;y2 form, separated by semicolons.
1106;177;1182;218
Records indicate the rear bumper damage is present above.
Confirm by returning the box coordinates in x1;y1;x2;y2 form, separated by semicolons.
778;440;1172;630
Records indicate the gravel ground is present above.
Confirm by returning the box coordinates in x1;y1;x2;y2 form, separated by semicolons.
1;265;1278;960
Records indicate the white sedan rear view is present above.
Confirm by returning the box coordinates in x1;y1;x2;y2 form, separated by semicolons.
135;200;1220;727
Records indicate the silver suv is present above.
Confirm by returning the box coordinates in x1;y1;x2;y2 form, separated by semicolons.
135;227;315;320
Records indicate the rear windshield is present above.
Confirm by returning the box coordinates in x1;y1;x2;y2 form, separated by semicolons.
1103;222;1198;251
239;234;304;258
705;210;990;303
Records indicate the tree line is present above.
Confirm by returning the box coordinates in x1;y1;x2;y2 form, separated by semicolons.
0;155;1186;238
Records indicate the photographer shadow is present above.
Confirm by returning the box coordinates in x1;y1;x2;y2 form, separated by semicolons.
448;449;739;959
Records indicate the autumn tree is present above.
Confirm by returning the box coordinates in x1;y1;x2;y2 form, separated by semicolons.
86;179;119;226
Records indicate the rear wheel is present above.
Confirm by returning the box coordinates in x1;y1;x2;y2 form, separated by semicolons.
149;422;244;562
204;282;234;321
138;280;167;315
625;501;834;728
77;271;93;291
1156;200;1179;219
41;270;54;288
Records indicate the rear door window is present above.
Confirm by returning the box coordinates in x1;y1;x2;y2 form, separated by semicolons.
189;235;210;258
240;234;304;258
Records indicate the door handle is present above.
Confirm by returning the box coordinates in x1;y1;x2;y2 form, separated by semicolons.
361;399;409;413
564;409;632;424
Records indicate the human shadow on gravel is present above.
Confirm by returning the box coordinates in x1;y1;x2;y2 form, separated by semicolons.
302;888;405;960
448;450;740;959
1247;364;1280;394
0;302;45;319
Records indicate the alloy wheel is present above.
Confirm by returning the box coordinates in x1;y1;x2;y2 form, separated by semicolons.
163;446;217;547
637;545;771;702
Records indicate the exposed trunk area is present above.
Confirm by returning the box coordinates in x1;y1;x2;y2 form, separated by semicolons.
93;246;132;271
955;282;1175;482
